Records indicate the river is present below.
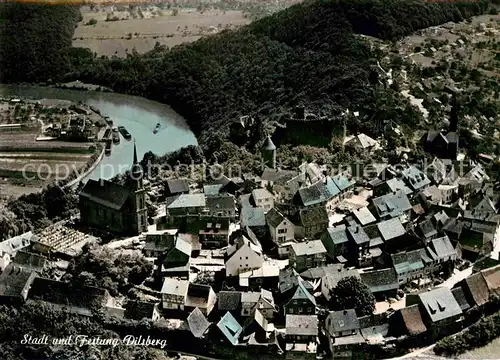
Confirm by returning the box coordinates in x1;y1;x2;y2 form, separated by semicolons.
0;85;197;184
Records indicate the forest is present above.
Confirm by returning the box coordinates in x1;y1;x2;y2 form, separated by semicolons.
0;0;490;151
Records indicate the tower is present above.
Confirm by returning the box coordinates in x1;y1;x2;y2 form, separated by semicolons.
449;95;459;133
130;141;148;234
261;135;276;170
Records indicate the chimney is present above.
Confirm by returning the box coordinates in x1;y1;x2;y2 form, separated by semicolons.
355;226;359;234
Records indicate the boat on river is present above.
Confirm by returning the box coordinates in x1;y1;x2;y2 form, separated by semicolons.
112;127;120;144
153;122;161;134
118;125;132;140
105;139;112;156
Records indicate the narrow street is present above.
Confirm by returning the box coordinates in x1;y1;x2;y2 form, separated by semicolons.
439;266;473;289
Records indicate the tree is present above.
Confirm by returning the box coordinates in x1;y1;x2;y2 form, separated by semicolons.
329;276;375;316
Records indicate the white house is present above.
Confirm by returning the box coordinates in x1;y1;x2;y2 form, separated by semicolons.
225;236;264;277
251;188;275;213
160;278;189;310
266;207;295;245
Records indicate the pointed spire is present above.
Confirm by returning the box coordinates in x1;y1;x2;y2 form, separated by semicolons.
133;139;138;165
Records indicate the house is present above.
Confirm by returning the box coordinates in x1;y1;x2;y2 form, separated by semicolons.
325;309;360;337
157;235;191;279
401;166;431;192
241;289;276;319
295;207;329;239
289;240;327;272
294;177;340;212
279;268;313;299
143;229;177;258
217;291;242;315
345;133;379;152
422;130;458;160
285;314;318;351
377;218;406;248
347;225;371;266
225;236;264;277
205;195;237;219
79;144;147;235
332;174;355;200
187;307;211;338
160;278;189;310
0;231;35;258
391;250;425;284
217;311;243;345
371;190;412;222
239;259;281;290
407;287;463;335
481;265;500;294
259;168;304;203
197;218;230;249
166;194;206;217
266;207;295;245
284;279;316;315
390;304;427;337
0;264;36;305
452;287;471;312
457;272;490;308
417;219;438;243
184;283;217;316
360;268;399;300
251;188;274;213
124;300;161;321
373;178;413;197
165;179;190;197
240;202;267;238
321;226;349;262
203;184;224;196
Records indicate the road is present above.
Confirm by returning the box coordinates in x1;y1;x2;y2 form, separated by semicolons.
439;265;473;289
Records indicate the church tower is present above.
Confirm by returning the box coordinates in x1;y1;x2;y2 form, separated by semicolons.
130;141;148;234
261;135;276;170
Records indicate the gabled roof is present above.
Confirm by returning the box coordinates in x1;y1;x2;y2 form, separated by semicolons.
372;190;412;219
386;178;413;196
481;265;500;293
399;304;427;335
279;268;312;294
323;227;349;245
217;312;243;345
187;307;211;338
0;264;35;298
298;206;329;227
402;166;431;191
326;309;360;334
418;287;462;323
252;188;274;201
291;240;326;256
347;225;370;245
79;179;131;210
418;219;438;238
463;272;490;306
296;177;340;207
352;207;376;226
377;218;406;241
206;195;235;212
165;179;190;195
203;184;223;196
160;278;189;297
289;280;316;306
300;264;345;280
391;250;424;275
451;287;471;311
360;268;398;293
332;174;355;192
218;291;242;312
266;207;288;228
429;236;456;260
241;207;266;228
260;168;301;184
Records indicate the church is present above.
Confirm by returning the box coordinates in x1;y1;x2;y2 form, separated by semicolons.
79;143;148;235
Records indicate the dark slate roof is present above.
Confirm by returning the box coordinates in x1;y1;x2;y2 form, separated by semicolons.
386;178;413;196
451;287;471;311
430;236;456;260
377;218;406;241
203;184;223;196
352;207;376;226
360;268;398;293
187;307;211;338
464;273;490;306
323;227;349;245
279;268;312;294
125;300;158;320
347;225;370;245
166;179;190;195
299;207;329;227
402;166;431;191
399;304;427;335
79;179;131;210
206;195;235;212
12;251;47;272
418;219;438;238
300;264;345;280
289;279;316;306
218;291;242;312
392;250;424;275
266;207;287;228
0;264;35;298
260;168;301;183
296;178;340;207
241;207;266;227
327;309;360;333
372;190;412;219
419;287;462;323
332;174;355;192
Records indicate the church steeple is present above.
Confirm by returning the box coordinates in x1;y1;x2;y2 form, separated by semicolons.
131;140;143;178
129;140;147;234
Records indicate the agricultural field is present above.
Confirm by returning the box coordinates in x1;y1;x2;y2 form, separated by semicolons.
73;1;301;57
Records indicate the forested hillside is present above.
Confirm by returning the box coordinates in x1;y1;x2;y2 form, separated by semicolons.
0;3;80;83
0;0;489;150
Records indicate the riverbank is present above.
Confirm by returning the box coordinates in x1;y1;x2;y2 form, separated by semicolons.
62;142;105;189
54;81;113;92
